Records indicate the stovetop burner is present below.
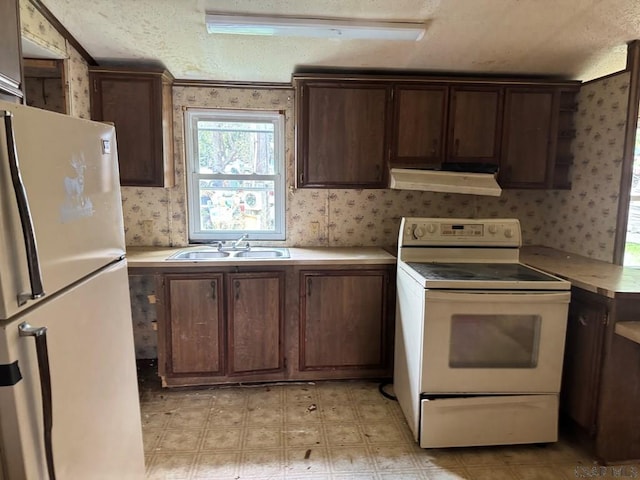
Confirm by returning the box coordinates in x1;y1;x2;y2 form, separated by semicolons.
407;262;561;283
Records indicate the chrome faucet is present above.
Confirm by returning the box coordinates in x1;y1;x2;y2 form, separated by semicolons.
232;234;249;249
216;234;250;251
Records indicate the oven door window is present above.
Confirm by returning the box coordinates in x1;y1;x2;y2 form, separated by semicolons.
449;314;541;368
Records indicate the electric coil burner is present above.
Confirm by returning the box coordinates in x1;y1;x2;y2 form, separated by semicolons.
394;217;570;448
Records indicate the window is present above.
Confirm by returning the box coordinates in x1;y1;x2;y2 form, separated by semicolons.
625;118;640;266
184;109;285;241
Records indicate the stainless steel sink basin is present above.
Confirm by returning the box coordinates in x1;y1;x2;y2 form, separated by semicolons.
167;247;289;260
234;248;289;258
168;250;230;260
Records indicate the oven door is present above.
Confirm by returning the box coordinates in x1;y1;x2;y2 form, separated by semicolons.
421;289;570;393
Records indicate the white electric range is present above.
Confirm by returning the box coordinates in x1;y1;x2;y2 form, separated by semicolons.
394;217;570;448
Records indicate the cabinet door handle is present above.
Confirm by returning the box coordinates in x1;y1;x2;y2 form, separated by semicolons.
235;280;240;301
578;315;588;327
210;280;216;300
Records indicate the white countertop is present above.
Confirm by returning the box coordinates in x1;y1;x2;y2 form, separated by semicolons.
126;246;396;268
520;246;640;298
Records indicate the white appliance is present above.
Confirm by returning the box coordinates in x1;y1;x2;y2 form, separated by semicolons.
394;217;570;449
0;100;145;478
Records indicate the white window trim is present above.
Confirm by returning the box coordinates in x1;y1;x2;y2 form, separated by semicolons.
184;108;286;242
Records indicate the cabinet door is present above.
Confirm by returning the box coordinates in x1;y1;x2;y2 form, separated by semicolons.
227;272;285;375
447;86;502;165
300;270;390;372
0;0;23;100
392;86;448;166
165;275;224;376
298;82;390;187
560;290;607;434
89;70;174;187
500;89;554;188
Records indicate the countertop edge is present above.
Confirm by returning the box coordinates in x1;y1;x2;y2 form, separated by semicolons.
125;246;397;269
520;246;640;298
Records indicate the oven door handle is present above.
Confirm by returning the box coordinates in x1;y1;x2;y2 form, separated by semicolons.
424;291;570;303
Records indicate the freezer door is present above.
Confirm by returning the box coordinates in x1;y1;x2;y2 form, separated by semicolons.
0;260;145;479
0;100;125;320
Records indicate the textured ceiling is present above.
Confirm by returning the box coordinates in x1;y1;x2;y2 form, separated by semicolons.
39;0;640;82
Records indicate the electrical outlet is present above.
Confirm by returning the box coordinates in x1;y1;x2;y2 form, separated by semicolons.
310;221;320;240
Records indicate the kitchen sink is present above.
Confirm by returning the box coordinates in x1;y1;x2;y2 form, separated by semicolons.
234;249;289;258
168;250;230;260
167;248;289;260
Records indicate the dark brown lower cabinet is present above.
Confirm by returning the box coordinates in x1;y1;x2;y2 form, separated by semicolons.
165;274;224;377
227;272;284;376
298;269;393;379
561;287;640;463
157;271;285;387
154;264;395;386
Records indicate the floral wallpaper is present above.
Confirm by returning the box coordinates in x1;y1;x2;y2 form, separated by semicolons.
128;275;157;359
19;0;91;119
541;72;630;262
122;84;551;250
67;45;91;119
20;0;66;57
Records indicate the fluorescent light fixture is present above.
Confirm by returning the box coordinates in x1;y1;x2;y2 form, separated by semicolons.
205;13;426;41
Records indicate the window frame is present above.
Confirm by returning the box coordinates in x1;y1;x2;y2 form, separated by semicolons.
184;108;286;242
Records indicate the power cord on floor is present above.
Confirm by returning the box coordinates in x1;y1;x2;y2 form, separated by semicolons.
378;382;397;401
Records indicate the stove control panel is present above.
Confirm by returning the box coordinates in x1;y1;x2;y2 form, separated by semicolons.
400;217;522;247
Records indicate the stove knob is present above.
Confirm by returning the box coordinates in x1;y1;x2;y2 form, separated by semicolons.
488;225;498;234
413;226;426;239
426;223;437;234
504;228;513;238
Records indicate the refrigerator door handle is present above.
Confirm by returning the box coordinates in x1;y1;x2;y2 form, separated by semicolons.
2;111;46;306
19;322;56;480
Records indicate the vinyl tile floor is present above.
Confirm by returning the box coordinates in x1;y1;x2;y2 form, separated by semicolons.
138;363;618;480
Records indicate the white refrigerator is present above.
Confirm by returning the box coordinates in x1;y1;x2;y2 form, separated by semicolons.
0;100;145;478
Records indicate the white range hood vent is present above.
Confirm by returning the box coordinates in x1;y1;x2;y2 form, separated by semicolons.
389;167;502;197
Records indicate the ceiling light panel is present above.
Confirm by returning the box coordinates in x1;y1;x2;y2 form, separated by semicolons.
205;13;426;41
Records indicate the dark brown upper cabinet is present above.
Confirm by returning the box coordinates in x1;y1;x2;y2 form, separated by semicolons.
447;86;503;165
500;87;578;189
294;73;579;190
392;85;448;166
500;88;555;188
0;0;24;102
89;67;174;187
295;79;391;188
392;84;503;168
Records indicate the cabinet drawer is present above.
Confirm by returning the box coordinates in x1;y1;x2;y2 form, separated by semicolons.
420;394;558;448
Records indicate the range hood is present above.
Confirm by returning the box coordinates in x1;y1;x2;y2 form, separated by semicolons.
389;167;502;196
